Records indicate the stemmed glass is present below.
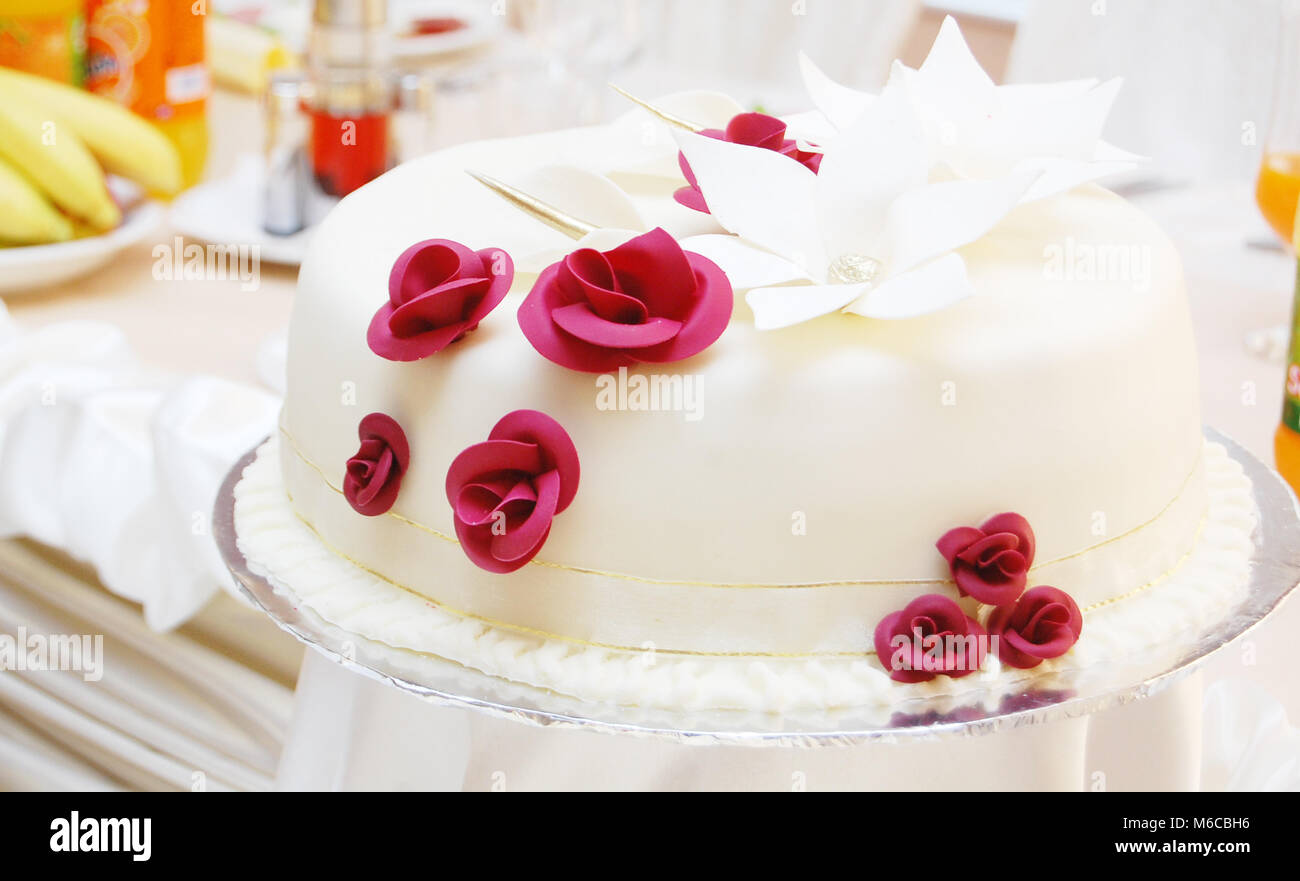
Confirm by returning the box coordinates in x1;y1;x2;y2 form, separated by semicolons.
509;0;644;125
1250;0;1300;360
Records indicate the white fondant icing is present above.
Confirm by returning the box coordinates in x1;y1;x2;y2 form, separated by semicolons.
257;113;1235;709
280;122;1204;626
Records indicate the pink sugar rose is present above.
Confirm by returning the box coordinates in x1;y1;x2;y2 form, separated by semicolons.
368;239;513;361
343;413;410;517
986;586;1083;669
517;227;732;373
873;594;988;683
675;111;823;214
936;513;1036;606
445;410;580;573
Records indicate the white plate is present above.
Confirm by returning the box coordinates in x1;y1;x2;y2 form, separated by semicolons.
0;200;165;298
390;1;502;58
229;0;500;58
169;154;314;267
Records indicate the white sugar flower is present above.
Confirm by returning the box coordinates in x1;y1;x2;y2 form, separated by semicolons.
798;15;1141;203
676;82;1040;328
674;16;1140;330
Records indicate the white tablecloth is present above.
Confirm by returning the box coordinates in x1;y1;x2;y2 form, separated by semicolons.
279;651;1215;791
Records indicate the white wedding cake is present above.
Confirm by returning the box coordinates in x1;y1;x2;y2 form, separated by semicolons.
235;20;1255;712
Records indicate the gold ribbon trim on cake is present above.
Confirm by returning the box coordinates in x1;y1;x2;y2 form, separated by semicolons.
279;423;1205;591
283;478;1208;658
271;427;1212;659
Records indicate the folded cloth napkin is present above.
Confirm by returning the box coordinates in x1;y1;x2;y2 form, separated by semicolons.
0;307;279;630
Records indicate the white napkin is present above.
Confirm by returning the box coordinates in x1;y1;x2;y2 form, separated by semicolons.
0;314;279;630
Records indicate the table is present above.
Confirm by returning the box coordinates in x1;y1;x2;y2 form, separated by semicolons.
4;90;1298;790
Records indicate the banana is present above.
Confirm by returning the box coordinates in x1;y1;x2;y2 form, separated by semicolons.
0;92;119;231
0;156;73;245
0;67;183;197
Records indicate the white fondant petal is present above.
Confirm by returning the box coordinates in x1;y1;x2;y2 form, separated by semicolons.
647;90;748;129
816;85;929;264
798;52;873;131
894;15;998;144
918;15;997;98
1018;157;1141;203
844;253;971;319
779;110;838;150
678;234;811;291
880;166;1040;275
513;165;647;233
1058;78;1125;148
607;155;686;183
745;283;868;330
674;130;826;276
956;79;1129;182
997;78;1123;162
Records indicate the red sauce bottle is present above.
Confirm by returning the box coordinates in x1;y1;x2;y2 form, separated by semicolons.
306;0;391;197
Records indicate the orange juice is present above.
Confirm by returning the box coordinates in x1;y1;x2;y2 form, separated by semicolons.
0;0;85;85
1257;152;1300;243
1277;198;1300;496
85;0;208;188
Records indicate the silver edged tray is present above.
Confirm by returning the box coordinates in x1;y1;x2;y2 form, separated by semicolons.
213;428;1300;747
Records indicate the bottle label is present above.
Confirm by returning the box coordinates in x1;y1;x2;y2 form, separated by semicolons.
85;1;157;111
1285;262;1300;433
86;1;206;118
0;13;86;86
165;63;209;106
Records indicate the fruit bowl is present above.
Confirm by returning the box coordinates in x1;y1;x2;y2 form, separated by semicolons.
0;196;163;297
0;65;181;296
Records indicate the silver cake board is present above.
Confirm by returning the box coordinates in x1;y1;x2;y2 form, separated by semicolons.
213;428;1300;747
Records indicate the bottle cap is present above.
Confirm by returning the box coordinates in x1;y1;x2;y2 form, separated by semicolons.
313;0;387;27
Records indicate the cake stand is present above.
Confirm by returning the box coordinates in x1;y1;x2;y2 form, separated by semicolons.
214;428;1300;750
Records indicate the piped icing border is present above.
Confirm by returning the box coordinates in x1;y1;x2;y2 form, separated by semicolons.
235;438;1255;710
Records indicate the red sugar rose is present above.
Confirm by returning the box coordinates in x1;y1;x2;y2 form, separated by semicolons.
343;413;410;517
368;238;513;361
445;410;580;573
986;586;1083;669
517;227;732;373
936;512;1036;606
675;111;823;214
873;594;988;683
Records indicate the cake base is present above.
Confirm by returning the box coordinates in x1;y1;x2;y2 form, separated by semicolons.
221;431;1279;728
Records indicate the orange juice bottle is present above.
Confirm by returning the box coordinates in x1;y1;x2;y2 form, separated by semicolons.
1276;199;1300;495
85;0;209;188
0;0;85;85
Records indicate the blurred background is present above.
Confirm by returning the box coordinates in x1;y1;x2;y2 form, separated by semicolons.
1;0;1298;790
